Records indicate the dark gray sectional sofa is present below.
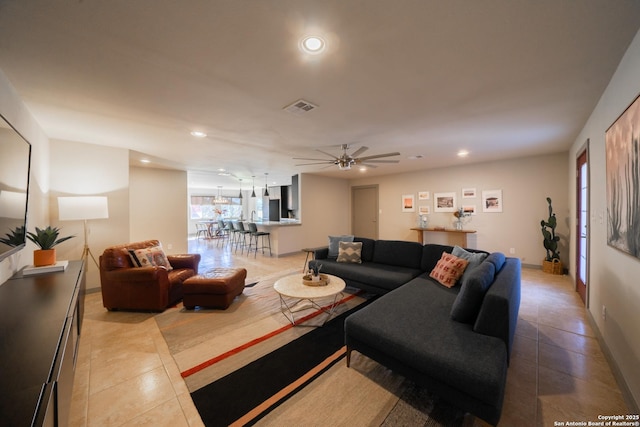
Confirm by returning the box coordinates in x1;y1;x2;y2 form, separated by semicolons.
309;238;521;425
310;237;427;294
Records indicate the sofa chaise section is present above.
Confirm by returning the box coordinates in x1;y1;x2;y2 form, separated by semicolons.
345;252;521;425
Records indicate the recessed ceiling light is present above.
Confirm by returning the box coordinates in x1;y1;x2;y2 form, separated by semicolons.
190;130;207;138
140;159;151;164
359;166;367;172
300;36;326;54
457;150;470;158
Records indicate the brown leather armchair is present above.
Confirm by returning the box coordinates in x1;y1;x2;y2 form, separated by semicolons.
99;240;201;311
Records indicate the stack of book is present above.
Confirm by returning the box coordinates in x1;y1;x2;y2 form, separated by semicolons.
22;260;69;276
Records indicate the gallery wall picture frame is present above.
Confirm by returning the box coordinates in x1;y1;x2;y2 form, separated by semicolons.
462;205;476;215
482;190;503;212
419;205;430;215
605;92;640;259
434;192;456;213
418;191;430;200
402;194;415;212
462;188;476;198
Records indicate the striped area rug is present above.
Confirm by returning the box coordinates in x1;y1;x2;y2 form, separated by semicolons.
155;271;468;426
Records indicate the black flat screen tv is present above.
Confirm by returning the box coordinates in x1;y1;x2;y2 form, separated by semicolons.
0;114;32;262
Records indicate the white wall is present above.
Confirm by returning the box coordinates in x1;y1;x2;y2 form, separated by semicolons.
568;29;640;408
0;70;50;284
350;152;570;267
129;166;189;254
49;139;130;290
296;173;351;249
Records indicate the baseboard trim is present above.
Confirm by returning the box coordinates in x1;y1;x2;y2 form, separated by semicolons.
586;310;639;413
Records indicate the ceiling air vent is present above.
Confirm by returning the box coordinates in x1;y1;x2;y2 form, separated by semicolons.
283;99;318;116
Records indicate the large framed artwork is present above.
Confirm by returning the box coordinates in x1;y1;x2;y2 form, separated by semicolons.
434;192;456;213
482;190;503;213
606;93;640;259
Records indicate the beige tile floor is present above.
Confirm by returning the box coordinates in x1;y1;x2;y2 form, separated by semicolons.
69;238;630;426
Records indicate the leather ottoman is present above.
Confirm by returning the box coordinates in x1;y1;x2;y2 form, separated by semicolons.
183;267;247;309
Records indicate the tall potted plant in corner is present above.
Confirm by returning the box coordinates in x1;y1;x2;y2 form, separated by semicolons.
540;197;563;274
26;226;75;267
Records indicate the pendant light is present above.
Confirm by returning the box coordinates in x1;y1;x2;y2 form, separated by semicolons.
264;173;270;197
238;179;243;199
251;176;256;198
214;186;227;204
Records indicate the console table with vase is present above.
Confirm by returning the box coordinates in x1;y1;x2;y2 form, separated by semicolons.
410;227;477;248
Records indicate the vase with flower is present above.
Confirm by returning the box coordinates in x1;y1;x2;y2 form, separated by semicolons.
453;208;470;230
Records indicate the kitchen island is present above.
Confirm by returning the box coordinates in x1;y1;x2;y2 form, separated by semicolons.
248;219;303;256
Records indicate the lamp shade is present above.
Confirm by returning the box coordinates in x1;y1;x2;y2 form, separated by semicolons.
58;196;109;221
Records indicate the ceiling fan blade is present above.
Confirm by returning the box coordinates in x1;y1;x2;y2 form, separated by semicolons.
357;152;401;161
295;161;335;166
293;157;336;161
357;159;399;163
315;149;340;160
349;146;369;158
360;163;378;168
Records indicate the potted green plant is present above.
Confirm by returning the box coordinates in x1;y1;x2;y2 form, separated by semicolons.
26;226;75;266
540;197;562;274
0;226;26;247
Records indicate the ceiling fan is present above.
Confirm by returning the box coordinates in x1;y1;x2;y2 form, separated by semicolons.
294;144;400;171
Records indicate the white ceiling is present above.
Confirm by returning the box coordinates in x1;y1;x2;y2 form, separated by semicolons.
1;1;639;190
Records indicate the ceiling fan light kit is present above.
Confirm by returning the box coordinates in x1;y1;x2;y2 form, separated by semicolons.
294;144;400;171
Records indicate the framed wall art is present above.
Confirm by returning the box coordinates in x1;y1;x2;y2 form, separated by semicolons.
402;194;415;212
418;191;430;200
434;192;456;213
606;92;640;259
482;190;503;212
462;188;476;198
462;205;476;215
419;205;430;215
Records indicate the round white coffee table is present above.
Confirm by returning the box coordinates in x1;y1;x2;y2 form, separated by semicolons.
274;274;346;326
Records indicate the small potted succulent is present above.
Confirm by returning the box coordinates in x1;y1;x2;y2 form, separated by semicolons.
26;226;75;266
0;225;26;247
310;263;322;281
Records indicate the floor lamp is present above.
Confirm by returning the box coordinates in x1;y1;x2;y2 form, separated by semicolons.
58;196;109;268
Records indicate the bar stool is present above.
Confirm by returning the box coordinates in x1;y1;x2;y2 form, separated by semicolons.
247;222;272;257
216;220;230;247
195;223;209;240
226;221;237;248
234;221;251;253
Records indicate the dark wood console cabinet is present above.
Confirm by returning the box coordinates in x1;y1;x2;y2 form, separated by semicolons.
0;260;86;427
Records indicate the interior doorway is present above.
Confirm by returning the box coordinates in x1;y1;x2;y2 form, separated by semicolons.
352;185;379;239
576;146;589;305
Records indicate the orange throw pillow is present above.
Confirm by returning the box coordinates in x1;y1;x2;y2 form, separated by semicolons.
429;252;469;288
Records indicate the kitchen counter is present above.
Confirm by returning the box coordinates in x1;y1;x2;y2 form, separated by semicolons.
245;219;302;256
251;219;301;226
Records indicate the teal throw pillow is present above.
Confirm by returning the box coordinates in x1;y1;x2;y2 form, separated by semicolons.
452;245;488;284
328;235;354;257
